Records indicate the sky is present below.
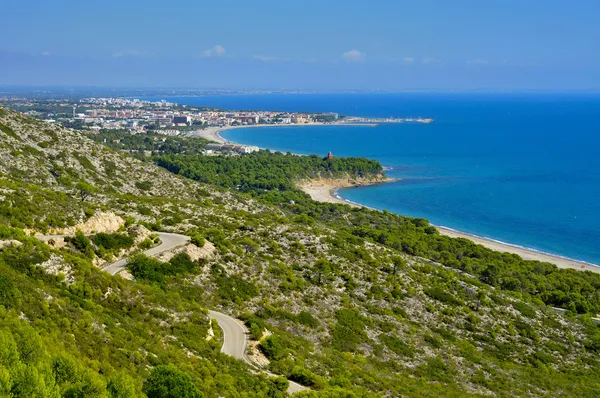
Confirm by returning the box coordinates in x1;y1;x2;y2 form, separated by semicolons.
1;0;599;90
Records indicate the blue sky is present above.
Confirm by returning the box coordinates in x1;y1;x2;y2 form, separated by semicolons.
1;0;599;90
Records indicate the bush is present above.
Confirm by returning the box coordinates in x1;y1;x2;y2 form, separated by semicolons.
289;366;320;388
259;335;289;361
380;334;413;357
135;181;153;191
142;365;203;398
190;233;205;247
424;287;462;306
93;232;134;252
168;253;197;274
127;253;197;285
127;254;168;284
332;309;368;352
297;311;319;328
68;231;93;257
0;275;16;308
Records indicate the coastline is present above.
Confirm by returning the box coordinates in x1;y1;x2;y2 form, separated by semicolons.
193;122;376;145
194;123;599;273
299;180;600;273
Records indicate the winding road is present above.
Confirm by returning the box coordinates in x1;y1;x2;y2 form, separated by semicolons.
37;232;307;395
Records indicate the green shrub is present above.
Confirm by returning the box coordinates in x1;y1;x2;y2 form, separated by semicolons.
190;233;205;247
289;366;321;388
297;311;319;328
260;335;289;360
424;287;462;306
513;301;537;318
142;365;203;398
332;309;368;352
67;231;93;257
93;232;134;252
380;334;413;357
135;181;153;191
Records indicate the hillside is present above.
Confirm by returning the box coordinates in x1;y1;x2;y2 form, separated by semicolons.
1;106;600;397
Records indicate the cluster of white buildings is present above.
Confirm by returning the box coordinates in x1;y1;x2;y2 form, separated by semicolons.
205;143;259;154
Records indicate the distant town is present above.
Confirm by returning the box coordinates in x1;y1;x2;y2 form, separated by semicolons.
0;96;433;155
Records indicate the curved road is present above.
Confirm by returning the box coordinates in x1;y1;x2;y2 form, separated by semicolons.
104;232;190;275
38;232;307;395
207;311;307;394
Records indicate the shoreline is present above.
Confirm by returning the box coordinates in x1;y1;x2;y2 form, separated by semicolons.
192;122;376;145
300;181;600;273
194;123;599;273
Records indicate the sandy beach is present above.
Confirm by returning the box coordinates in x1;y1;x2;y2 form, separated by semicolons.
195;125;599;274
299;181;600;273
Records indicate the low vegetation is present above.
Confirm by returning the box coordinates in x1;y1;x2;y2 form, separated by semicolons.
1;107;600;396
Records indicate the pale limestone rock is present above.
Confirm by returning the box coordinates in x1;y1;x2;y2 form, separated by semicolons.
154;241;216;263
0;239;23;249
56;211;125;235
37;254;75;285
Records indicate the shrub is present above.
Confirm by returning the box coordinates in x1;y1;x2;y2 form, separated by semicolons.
135;181;153;191
513;301;537;318
190;233;205;247
259;335;289;361
332;309;368;352
424;287;462;306
289;366;320;388
142;365;203;398
68;231;93;257
0;275;16;308
168;253;197;274
297;311;319;328
93;232;134;252
380;334;413;357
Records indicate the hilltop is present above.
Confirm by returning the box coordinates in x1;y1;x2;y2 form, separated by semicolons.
1;106;600;397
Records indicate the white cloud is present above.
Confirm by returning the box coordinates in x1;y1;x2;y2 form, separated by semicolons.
41;51;51;56
202;45;226;57
253;55;289;62
403;56;414;63
342;49;366;62
112;50;153;58
468;58;489;65
422;57;441;64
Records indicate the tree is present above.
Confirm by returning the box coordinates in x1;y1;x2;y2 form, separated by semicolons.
391;256;406;276
76;181;96;202
142;365;203;398
0;275;16;308
314;258;331;285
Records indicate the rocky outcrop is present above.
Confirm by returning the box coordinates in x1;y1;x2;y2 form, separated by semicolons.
0;239;23;249
52;211;125;235
154;241;216;263
37;255;75;285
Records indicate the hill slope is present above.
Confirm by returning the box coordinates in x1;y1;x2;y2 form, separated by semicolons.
1;106;600;397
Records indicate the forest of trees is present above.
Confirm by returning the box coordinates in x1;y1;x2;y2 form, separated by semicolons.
155;150;383;191
154;151;600;317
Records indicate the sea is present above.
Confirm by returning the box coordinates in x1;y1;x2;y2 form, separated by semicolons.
142;93;600;265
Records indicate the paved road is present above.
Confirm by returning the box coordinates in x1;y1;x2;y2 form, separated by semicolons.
207;310;308;394
38;232;307;394
103;232;190;275
38;232;191;276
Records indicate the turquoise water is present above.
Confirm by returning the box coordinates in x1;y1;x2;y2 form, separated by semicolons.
146;93;600;264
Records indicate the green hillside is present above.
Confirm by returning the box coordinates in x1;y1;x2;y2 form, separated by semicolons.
1;106;600;397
